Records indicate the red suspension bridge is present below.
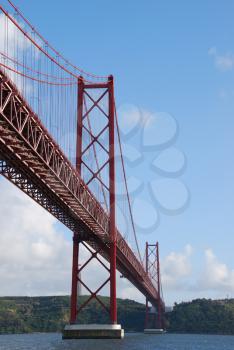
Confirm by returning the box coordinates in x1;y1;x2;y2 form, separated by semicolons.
0;1;164;338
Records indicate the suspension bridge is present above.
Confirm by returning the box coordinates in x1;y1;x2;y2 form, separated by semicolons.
0;1;164;339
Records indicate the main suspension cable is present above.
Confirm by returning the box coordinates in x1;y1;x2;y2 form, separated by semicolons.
6;0;108;81
0;62;77;86
0;52;75;81
0;5;78;79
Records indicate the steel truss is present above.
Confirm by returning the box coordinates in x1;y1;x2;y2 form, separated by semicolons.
0;68;161;322
145;242;164;329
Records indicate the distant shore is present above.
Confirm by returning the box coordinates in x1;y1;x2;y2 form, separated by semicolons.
0;296;234;335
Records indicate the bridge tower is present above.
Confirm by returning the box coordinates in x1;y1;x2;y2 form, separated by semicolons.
144;242;164;334
63;75;123;339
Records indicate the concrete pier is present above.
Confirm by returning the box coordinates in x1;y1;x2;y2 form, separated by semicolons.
144;328;164;334
62;324;124;339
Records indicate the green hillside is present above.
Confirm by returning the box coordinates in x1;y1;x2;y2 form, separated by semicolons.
0;296;145;334
167;298;234;335
1;297;234;335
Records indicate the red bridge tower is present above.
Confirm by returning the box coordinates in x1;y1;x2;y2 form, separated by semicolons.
64;75;123;338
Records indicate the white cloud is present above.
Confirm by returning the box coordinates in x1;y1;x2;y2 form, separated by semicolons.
0;177;145;303
0;177;72;296
117;104;156;138
162;244;193;290
209;46;234;71
117;276;144;302
0;13;25;52
0;12;33;94
199;248;234;293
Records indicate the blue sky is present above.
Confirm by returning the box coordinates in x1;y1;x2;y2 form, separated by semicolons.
1;0;234;304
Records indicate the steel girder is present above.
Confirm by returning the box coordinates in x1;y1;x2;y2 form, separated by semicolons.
0;68;159;306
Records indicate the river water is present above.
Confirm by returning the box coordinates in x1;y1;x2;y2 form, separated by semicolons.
0;333;234;350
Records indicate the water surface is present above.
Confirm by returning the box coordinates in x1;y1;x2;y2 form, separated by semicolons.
0;333;234;350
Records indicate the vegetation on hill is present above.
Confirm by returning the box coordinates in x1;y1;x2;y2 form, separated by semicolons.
167;298;234;335
1;297;234;335
0;296;145;334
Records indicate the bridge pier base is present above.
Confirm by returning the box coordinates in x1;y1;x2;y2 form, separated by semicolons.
62;324;124;339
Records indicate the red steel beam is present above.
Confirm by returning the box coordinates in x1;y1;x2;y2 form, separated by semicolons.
70;234;79;324
0;68;162;310
108;75;117;324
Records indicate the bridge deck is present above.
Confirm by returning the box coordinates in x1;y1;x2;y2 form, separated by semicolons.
0;68;162;308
